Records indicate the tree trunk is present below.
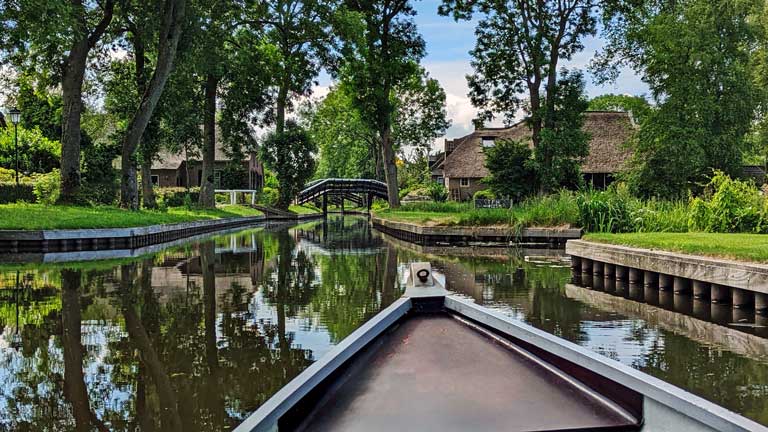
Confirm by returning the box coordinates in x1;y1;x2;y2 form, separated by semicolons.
141;160;157;209
380;126;400;207
276;80;289;135
120;264;183;432
120;0;186;209
199;74;218;208
59;38;89;203
59;0;115;203
62;270;108;432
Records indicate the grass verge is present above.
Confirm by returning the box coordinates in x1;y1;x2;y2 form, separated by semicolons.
374;192;579;229
583;232;768;263
0;203;264;230
288;204;322;214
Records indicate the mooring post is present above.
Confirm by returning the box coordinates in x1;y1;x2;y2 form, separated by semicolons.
711;284;729;304
615;265;628;281
756;293;767;312
673;277;691;294
643;271;658;289
692;281;710;299
732;288;753;309
659;274;673;291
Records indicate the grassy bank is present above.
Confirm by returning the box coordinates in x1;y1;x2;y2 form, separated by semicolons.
0;203;264;230
583;232;768;263
288;204;322;214
375;193;579;228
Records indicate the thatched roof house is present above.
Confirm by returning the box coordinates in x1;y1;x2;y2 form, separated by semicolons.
437;111;636;200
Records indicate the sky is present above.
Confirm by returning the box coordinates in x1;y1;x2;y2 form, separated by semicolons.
318;0;650;151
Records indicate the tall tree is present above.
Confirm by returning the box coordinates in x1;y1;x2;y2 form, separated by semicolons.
596;0;763;198
337;0;426;207
0;0;116;202
310;67;448;181
244;0;334;135
119;0;187;209
440;0;598;193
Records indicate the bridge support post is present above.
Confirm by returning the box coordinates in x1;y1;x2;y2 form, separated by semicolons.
322;192;328;216
341;196;345;213
367;193;373;212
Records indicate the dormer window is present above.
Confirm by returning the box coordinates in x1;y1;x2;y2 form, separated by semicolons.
482;137;495;148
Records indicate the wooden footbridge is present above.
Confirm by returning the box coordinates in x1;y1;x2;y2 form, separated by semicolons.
297;178;388;214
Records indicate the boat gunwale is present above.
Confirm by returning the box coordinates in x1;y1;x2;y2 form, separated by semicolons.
444;296;768;432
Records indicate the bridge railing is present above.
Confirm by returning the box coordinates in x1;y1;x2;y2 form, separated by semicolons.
297;178;388;204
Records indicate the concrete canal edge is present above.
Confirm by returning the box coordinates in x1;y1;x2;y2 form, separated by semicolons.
565;239;768;312
0;213;324;254
371;216;582;248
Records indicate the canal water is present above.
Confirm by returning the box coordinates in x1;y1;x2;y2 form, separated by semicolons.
0;216;766;431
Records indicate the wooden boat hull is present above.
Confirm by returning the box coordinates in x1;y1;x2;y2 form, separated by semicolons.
235;293;768;432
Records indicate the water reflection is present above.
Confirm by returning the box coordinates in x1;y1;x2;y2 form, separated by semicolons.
0;218;402;431
1;218;767;429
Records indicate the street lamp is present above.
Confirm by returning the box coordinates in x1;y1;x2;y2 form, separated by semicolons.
8;107;21;201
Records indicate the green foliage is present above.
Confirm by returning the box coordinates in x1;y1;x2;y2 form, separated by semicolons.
482;139;536;200
258;187;280;207
260;121;317;209
0;183;35;203
472;189;495;200
32;169;60;205
156;188;201;208
588;94;652;122
576;189;632;233
687;171;768;233
14;74;62;141
598;0;761;199
428;181;449;202
220;163;248;189
81;141;119;205
0;125;61;174
532;70;590;192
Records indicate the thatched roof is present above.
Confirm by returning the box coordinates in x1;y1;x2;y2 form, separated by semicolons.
441;111;635;178
152;142;242;170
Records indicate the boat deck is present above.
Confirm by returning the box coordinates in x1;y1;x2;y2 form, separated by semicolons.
297;313;639;432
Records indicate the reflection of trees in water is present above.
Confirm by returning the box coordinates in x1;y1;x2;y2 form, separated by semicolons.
306;244;401;343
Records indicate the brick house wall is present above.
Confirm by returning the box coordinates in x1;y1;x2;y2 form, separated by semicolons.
446;177;485;201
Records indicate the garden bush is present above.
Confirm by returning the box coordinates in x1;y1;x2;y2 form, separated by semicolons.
32;169;60;205
0;182;35;203
428;182;448;202
258;186;280;207
156;187;200;207
688;171;767;233
473;189;496;200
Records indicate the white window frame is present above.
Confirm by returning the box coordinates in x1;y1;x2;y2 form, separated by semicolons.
481;137;495;148
460;178;470;187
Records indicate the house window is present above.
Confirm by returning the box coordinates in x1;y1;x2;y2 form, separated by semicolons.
150;175;159;186
214;170;222;188
482;137;495;148
460;178;470;187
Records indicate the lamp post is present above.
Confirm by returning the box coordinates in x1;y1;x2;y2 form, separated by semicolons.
8;108;21;201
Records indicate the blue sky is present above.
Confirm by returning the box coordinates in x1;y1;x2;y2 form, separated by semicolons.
317;1;649;147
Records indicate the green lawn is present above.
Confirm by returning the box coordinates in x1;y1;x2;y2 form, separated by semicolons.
583;232;768;263
288;204;322;214
0;203;264;230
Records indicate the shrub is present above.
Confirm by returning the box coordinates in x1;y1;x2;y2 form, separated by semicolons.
81;141;119;205
258;186;279;207
427;181;448;202
0;126;61;174
473;189;496;200
220;163;248;189
32;169;60;205
0;182;35;203
482;139;536;200
687;171;766;233
156;187;201;207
